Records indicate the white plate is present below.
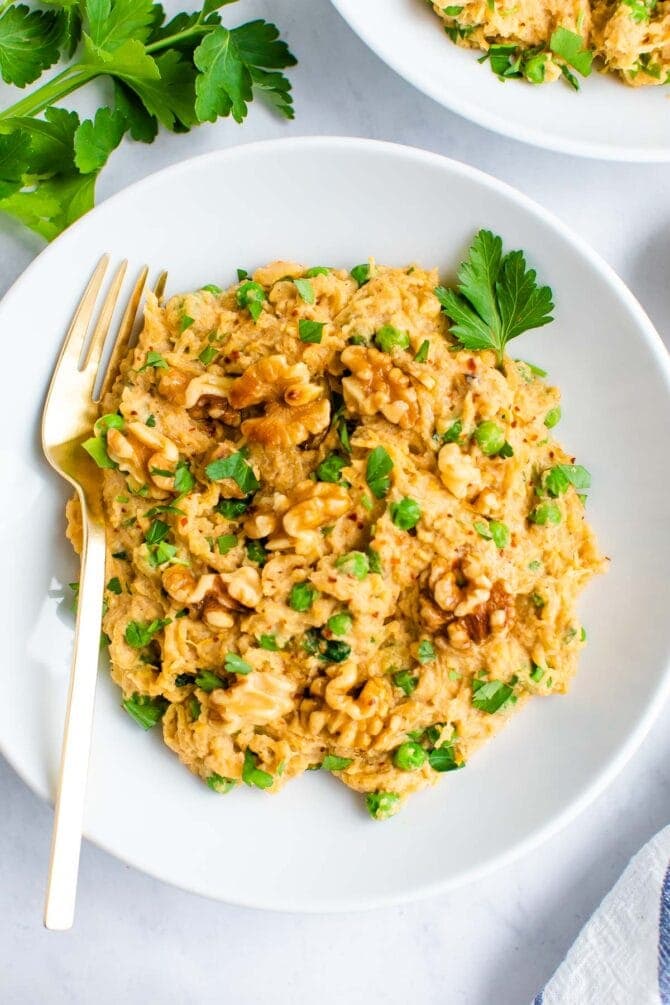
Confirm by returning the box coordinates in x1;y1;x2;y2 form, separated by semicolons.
2;137;669;911
331;0;670;161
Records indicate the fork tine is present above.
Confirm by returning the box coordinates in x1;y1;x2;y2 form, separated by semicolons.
81;260;127;376
153;269;168;302
97;265;148;403
53;256;109;374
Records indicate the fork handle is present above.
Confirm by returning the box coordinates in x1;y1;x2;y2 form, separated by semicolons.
44;510;106;931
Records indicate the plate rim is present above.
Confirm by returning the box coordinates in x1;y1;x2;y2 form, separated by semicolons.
2;135;670;911
329;0;670;163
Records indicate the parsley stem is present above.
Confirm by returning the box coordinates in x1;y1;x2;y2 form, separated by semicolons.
0;65;99;121
145;25;214;54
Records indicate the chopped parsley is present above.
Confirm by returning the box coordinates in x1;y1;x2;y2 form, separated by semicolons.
542;464;591;498
216;534;238;555
236;281;266;322
138;350;168;373
550;27;594;78
242;749;273;789
318;640;351;663
471;677;517;713
390;497;421;531
442;418;463;443
258;634;279;651
174;461;195;496
122;694;168;730
195;669;226;692
529;501;562;525
298;319;324;343
82;435;116;469
245;540;268;566
417;640;435;664
322;754;352;772
106;576;122;595
366;446;394;499
428;742;462;773
305;266;331;277
367;548;383;574
294;278;315;304
145;519;169;545
414;339;430;363
124;618;170;649
316;452;347;483
350;263;370;287
474;518;509;549
216;498;250;519
393;669;418;696
544;406;562;429
205;451;259;494
224;652;253;675
199;345;218;365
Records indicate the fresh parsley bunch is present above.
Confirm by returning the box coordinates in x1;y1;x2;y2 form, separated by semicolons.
435;230;554;368
0;1;296;239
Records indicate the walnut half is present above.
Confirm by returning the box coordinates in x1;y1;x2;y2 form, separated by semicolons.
228;354;330;447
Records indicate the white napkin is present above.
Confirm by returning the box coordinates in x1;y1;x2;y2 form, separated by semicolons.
533;826;670;1005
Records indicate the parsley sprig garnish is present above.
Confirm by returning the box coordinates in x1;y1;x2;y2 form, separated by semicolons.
435;230;554;368
0;1;296;240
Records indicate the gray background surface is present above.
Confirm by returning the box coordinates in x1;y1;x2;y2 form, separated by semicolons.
2;2;669;1002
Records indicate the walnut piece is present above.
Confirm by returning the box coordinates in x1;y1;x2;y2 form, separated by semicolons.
341;345;418;429
437;443;482;500
229;355;329;447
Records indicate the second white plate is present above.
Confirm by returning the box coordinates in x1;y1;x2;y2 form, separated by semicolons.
331;0;670;161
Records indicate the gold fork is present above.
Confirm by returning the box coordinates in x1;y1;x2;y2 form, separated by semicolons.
41;257;165;931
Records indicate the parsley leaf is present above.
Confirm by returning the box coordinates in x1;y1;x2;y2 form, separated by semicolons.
224;651;252;675
242;748;273;789
471;677;517;714
550;27;594;78
366;446;394;499
322;754;353;772
124;617;170;648
122;693;168;729
293;277;315;304
298;319;324;343
435;230;554;367
205;451;259;493
194;19;296;124
0;4;63;88
0;4;296;242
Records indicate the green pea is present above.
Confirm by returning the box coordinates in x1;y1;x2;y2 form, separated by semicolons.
474;421;505;456
375;325;411;353
393;741;427;772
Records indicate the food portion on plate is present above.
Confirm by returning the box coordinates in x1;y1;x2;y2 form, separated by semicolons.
65;231;605;820
431;0;670;88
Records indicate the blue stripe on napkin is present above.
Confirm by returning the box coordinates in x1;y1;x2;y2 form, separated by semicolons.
660;861;670;1003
